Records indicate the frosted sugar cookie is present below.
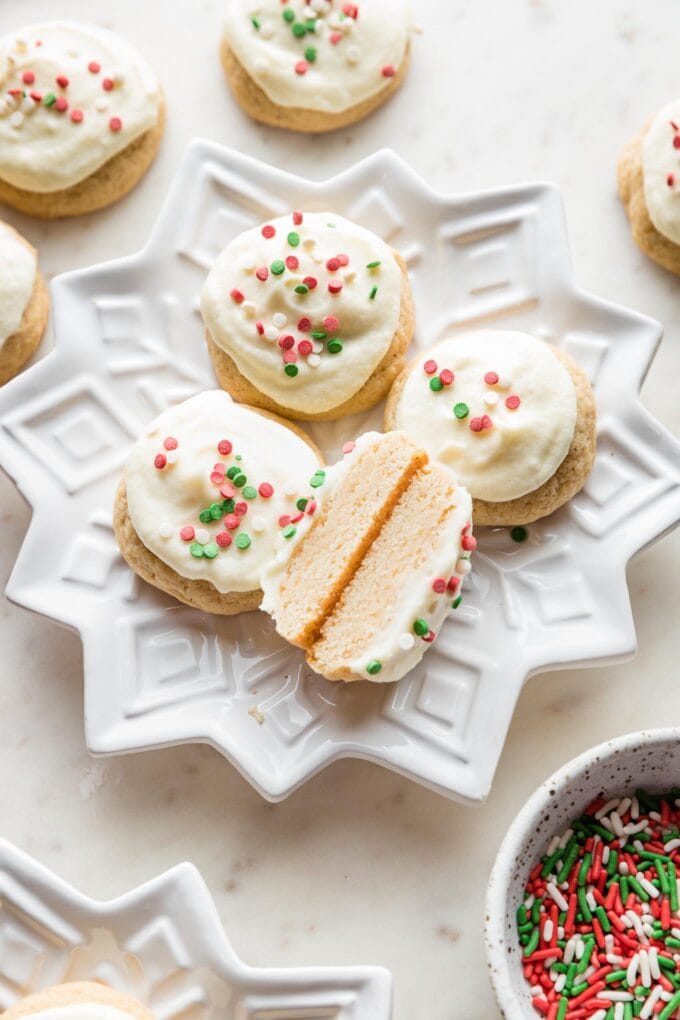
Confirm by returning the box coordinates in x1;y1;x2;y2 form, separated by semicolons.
200;211;414;421
114;390;322;614
0;22;164;217
221;0;411;133
385;330;596;526
261;431;474;684
618;99;680;275
2;982;154;1020
0;220;48;385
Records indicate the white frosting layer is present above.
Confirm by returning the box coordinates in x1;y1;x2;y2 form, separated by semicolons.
225;0;410;114
261;432;474;685
643;99;680;246
126;390;320;594
23;1007;134;1020
201;211;403;414
0;222;36;349
393;331;578;503
0;22;160;192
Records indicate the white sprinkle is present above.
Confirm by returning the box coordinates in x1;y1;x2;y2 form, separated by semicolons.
602;845;610;864
586;890;597;912
614;1004;624;1020
497;375;512;389
9;111;23;127
264;326;279;341
311;339;324;354
484;392;498;407
260;22;273;39
95;98;109;112
575;938;585;960
196;528;210;544
398;633;415;651
456;558;472;575
596;799;621;820
626;953;639;986
240;257;256;272
284;483;297;497
307;353;321;368
543;919;554;943
631;796;640;819
46;119;58;132
346;45;360;64
563;937;576;965
20;96;34;113
554;974;566;993
546;835;561;857
639;948;652;987
590;1012;607;1020
649;946;660;980
241;301;256;316
639;876;659;899
610;811;625;838
641;986;663;1019
252;516;266;534
272;312;287;328
665;838;680;852
158;523;173;539
546;882;569;912
607;992;634;1002
164;451;178;465
618;797;631;817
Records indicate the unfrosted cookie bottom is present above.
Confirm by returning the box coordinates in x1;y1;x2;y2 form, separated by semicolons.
0;99;165;219
0;260;49;386
2;981;154;1020
220;38;409;133
206;255;415;422
618;126;680;277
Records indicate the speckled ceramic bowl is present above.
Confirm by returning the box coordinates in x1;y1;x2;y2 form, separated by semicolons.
484;728;680;1020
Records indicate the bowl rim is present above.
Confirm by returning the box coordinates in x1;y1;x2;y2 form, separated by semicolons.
484;726;680;1020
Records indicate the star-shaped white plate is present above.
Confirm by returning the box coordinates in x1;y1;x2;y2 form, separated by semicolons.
0;839;391;1017
1;143;678;804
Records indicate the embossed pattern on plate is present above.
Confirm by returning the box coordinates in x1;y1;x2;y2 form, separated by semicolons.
0;144;678;803
0;840;391;1019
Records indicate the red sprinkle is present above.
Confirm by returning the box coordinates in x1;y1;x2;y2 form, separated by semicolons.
230;288;245;303
423;359;438;375
262;224;276;238
210;471;225;486
505;395;521;410
328;279;343;294
292;211;303;225
258;482;274;498
56;74;69;88
298;316;312;332
439;369;454;386
256;321;265;335
461;535;477;552
469;417;484;433
298;339;313;356
447;576;460;592
22;71;35;85
102;77;114;91
323;315;339;331
382;64;396;78
337;253;350;267
70;109;84;123
295;60;308;75
326;257;341;272
278;514;291;528
306;500;317;515
109;116;122;132
278;335;295;350
330;31;342;45
180;526;195;542
163;437;178;451
220;483;236;500
432;578;447;594
668;173;676;188
255;266;269;282
285;255;299;271
343;3;358;17
216;532;232;548
223;514;240;531
484;371;499;385
55;96;68;112
154;453;167;470
674;136;680;149
282;350;297;364
422;630;436;643
30;92;42;102
88;61;101;73
481;414;493;430
217;439;233;455
342;441;356;454
234;501;248;516
303;276;318;289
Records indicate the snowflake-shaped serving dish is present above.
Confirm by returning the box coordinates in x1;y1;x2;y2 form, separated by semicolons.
0;839;391;1017
1;143;678;804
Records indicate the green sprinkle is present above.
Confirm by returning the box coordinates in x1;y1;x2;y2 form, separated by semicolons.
366;260;381;269
199;508;213;524
287;231;300;246
304;46;317;62
452;595;462;609
310;331;327;339
243;486;257;500
233;473;247;488
605;970;628;985
453;402;469;419
295;284;309;294
296;498;308;511
523;928;540;957
283;8;295;22
305;18;316;31
310;470;326;488
221;499;235;513
369;286;378;300
556;998;568;1020
660;992;680;1020
190;542;204;558
209;502;222;520
235;533;251;550
670;861;678;911
235;454;242;461
366;660;382;676
292;21;306;36
413;618;429;637
284;364;299;377
251;16;260;29
430;377;443;392
271;259;285;275
511;526;528;543
203;543;219;559
282;525;297;539
327;339;343;354
577;886;592;922
227;465;240;479
43;92;56;107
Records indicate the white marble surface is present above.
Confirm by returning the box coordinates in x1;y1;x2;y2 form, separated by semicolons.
0;2;679;1018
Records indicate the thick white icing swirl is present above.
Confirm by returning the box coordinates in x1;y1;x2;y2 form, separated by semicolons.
21;1008;134;1020
643;99;680;246
224;0;410;114
0;222;36;349
201;211;403;414
392;331;578;503
125;391;320;594
0;22;160;193
261;432;474;684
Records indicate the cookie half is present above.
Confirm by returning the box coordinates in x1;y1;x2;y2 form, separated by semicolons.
0;22;164;218
114;391;323;614
261;431;474;684
0;220;49;385
385;330;597;526
201;211;415;421
221;0;411;133
2;982;154;1020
